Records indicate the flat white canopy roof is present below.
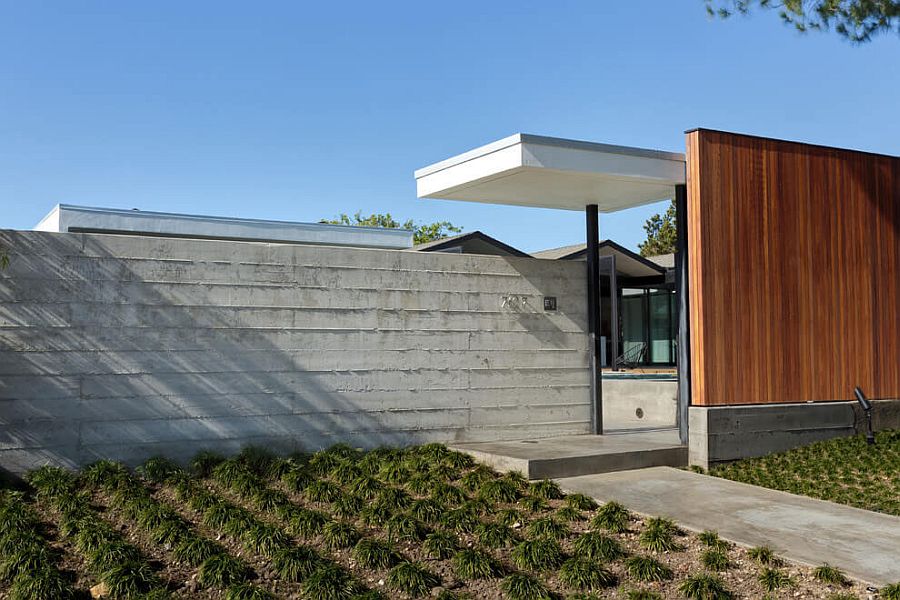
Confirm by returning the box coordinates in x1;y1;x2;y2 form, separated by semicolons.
34;204;413;249
415;133;685;212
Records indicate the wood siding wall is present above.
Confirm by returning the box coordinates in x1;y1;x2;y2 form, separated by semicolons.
686;129;900;406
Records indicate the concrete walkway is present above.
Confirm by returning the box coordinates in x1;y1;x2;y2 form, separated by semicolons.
450;431;686;479
557;467;900;587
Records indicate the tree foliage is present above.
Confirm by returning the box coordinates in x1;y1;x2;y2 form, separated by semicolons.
638;200;677;257
705;0;900;42
321;211;462;245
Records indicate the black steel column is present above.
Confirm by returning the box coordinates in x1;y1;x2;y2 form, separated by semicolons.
609;255;619;372
586;204;603;434
674;184;691;445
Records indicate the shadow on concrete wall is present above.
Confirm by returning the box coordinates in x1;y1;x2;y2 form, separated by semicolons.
0;232;591;472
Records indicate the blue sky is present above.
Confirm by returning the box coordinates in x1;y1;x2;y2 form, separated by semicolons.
1;1;897;252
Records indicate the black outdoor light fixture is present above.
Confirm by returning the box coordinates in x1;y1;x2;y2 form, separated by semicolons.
853;386;876;446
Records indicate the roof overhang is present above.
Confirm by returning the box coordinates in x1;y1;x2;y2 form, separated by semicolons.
415;134;686;212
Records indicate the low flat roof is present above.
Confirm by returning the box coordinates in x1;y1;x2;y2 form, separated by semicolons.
415;133;686;212
532;240;667;278
34;204;413;249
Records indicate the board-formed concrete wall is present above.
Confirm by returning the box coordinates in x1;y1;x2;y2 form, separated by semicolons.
0;230;590;472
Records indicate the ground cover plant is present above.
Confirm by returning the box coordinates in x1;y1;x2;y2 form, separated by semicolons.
708;429;900;516
0;443;892;599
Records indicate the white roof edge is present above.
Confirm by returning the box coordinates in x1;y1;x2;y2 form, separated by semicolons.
34;204;414;249
414;133;685;179
47;203;412;237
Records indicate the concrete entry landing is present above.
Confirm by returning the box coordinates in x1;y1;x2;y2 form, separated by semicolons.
449;431;686;479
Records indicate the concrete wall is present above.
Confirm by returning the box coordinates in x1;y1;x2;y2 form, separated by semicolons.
602;378;677;432
0;230;590;472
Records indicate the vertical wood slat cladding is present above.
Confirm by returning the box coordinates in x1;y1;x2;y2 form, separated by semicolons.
686;129;900;406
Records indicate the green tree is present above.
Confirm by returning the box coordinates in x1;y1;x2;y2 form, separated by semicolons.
320;211;462;245
638;200;677;257
705;0;900;42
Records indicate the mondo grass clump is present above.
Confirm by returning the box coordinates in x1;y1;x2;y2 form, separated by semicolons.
814;564;849;586
559;556;616;590
80;459;129;490
624;555;673;582
529;479;564;500
460;465;497;493
385;513;425;542
376;487;412;511
409;498;444;524
173;536;223;567
441;506;479;533
225;582;276;600
452;548;500;580
348;475;383;500
190;450;225;477
748;545;779;566
679;572;733;599
322;521;361;550
273;545;321;582
352;538;400;570
422;531;457;560
0;493;73;600
198;553;251;588
137;456;182;483
242;522;291;557
511;537;564;571
701;549;730;571
497;508;525;527
387;561;440;598
430;482;468;506
302;563;357;600
500;573;553;600
518;495;549;513
286;508;330;538
475;521;516;548
358;503;391;528
405;473;439;496
330;460;362;485
555;505;584;522
565;493;598;511
698;530;730;551
526;516;568;540
332;494;364;519
7;565;76;600
477;477;520;503
639;516;681;552
591;500;631;533
305;480;343;504
572;531;625;561
100;561;161;598
758;566;794;592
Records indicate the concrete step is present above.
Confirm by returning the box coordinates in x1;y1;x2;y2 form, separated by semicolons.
449;430;687;479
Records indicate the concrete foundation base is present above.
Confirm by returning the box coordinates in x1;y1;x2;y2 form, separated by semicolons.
689;398;900;468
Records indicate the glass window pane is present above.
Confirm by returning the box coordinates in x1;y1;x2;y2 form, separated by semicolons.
649;291;672;364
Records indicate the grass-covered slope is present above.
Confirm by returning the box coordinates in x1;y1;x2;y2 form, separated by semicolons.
708;430;900;516
0;442;894;598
